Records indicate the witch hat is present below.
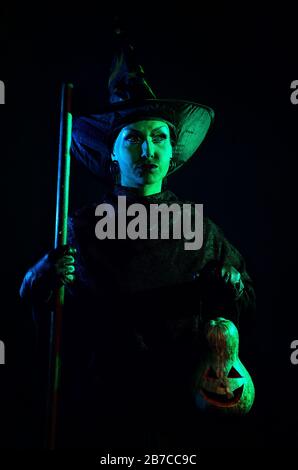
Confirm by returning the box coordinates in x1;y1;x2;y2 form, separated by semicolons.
71;28;215;183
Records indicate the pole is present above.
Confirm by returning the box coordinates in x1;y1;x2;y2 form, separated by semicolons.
46;82;73;450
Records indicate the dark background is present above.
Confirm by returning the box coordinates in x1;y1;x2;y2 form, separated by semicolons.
0;7;297;450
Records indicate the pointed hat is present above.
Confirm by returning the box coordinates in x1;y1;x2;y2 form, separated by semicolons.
71;30;215;183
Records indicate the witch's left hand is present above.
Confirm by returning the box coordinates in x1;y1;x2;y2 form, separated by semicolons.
194;261;245;301
220;265;245;300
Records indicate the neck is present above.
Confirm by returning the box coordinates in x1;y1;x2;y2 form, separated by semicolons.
119;181;162;196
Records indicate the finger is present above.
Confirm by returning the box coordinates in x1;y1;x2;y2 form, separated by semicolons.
56;265;76;275
223;271;231;283
62;256;75;264
229;269;241;285
55;258;75;270
62;273;76;284
65;265;75;273
58;245;77;256
231;273;240;285
49;245;76;263
220;266;229;279
234;278;245;298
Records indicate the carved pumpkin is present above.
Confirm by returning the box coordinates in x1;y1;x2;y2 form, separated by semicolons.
194;317;255;415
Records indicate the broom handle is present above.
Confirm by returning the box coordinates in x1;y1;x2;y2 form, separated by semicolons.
46;82;73;450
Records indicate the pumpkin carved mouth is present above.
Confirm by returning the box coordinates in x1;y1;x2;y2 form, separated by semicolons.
201;384;244;407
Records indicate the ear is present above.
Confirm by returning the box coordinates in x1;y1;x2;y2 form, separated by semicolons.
169;158;176;172
111;151;117;161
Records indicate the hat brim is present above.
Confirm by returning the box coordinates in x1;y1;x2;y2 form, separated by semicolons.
71;99;215;182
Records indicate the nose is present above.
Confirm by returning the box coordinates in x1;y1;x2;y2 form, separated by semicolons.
141;139;154;159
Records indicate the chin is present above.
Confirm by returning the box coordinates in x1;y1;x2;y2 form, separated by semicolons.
139;176;160;185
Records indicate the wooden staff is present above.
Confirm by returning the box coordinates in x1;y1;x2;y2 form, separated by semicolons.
46;82;73;450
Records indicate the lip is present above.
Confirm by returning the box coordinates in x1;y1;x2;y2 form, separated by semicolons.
138;163;158;169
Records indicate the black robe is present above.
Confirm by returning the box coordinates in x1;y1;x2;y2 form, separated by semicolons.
21;185;256;449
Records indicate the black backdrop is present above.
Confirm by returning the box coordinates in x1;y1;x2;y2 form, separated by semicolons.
0;7;297;452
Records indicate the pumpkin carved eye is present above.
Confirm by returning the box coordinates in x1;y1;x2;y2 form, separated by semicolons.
227;366;242;378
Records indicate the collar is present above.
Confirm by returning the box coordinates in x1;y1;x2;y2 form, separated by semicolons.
112;185;179;204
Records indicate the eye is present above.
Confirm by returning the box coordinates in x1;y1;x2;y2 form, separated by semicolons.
152;133;168;143
125;134;142;143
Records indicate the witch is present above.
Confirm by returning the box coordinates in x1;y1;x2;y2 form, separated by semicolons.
20;34;256;449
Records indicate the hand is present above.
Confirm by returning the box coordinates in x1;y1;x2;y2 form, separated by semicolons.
220;265;244;300
49;245;77;287
194;261;245;301
20;245;77;302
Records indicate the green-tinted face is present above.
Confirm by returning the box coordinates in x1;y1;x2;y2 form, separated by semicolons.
112;120;173;195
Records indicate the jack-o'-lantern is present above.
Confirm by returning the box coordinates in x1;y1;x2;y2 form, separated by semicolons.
194;317;255;414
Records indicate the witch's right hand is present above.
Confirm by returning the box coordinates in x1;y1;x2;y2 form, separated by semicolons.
20;245;76;302
49;245;77;287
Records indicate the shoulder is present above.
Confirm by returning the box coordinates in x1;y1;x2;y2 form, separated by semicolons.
165;191;226;236
203;217;246;267
68;191;114;227
203;216;225;239
68;193;112;238
68;203;98;231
